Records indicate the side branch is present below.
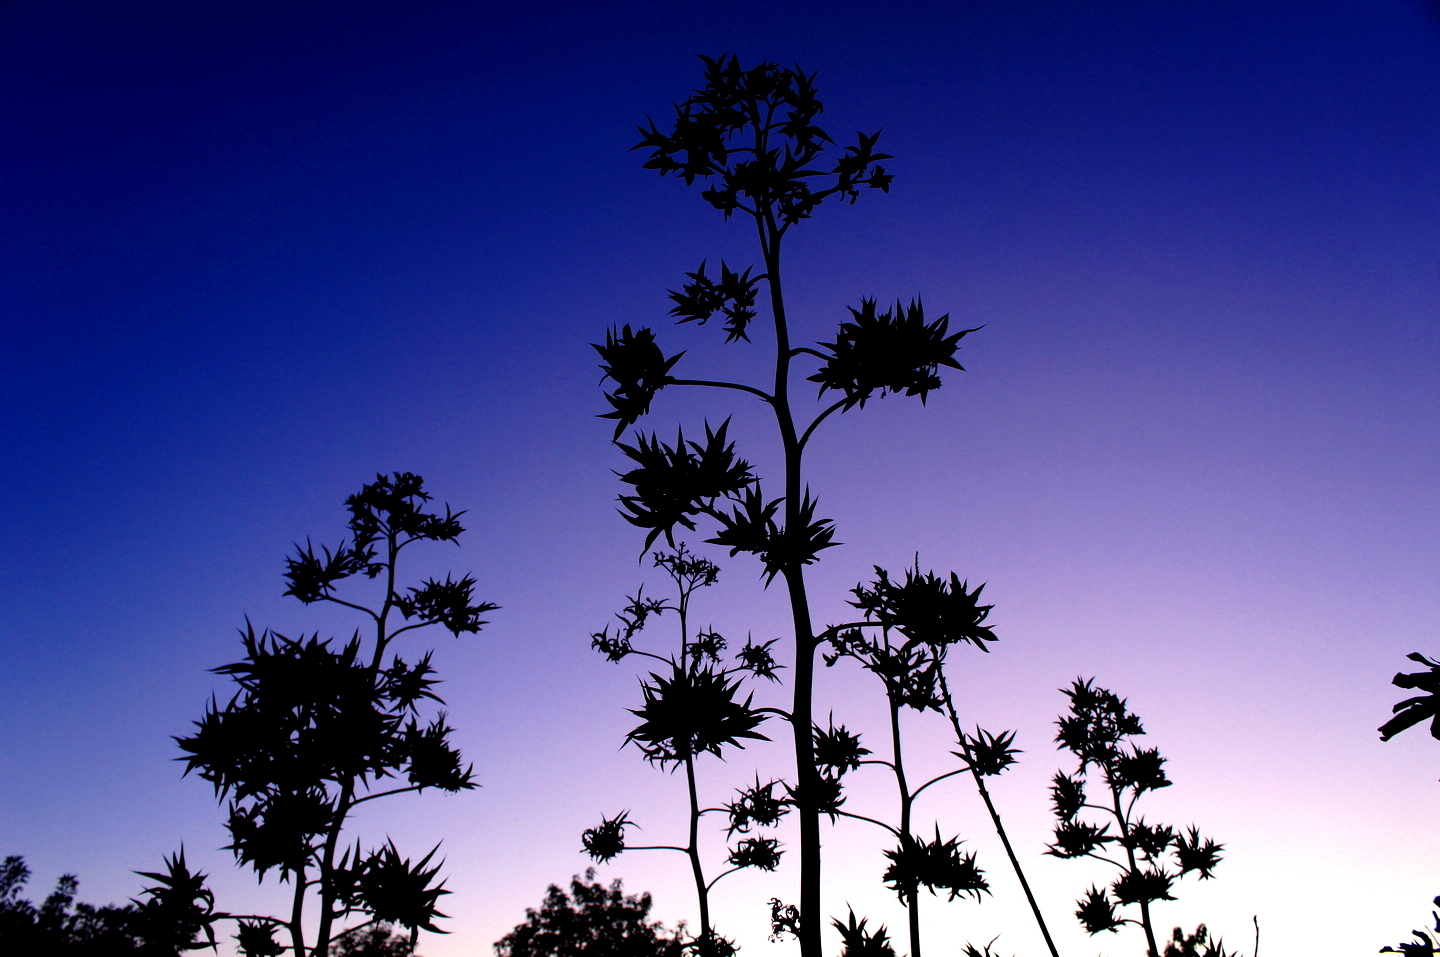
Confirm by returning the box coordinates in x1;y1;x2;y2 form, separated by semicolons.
797;399;850;451
671;379;774;403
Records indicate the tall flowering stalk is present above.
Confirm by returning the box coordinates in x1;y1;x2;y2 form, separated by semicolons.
597;55;974;957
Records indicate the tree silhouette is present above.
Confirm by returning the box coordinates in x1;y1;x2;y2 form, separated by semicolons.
1047;679;1225;957
495;869;686;957
173;473;495;957
0;852;216;956
599;54;976;957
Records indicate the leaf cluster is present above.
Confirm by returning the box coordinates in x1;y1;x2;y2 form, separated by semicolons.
850;564;997;652
708;486;837;585
809;299;977;410
830;910;896;957
596;325;685;440
625;665;769;766
634;55;891;227
881;828;989;903
331;843;450;935
669;261;762;343
616;421;754;551
1381;652;1440;741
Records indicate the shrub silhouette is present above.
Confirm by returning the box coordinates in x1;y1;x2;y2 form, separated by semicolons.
0;852;216;955
495;869;685;957
172;473;494;957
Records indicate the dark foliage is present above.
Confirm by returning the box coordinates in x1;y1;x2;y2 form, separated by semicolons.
625;665;769;766
616;422;755;551
881;828;989;903
328;924;415;957
830;911;896;957
809;300;977;410
668;261;761;343
173;473;490;955
1383;897;1440;957
1050;679;1226;957
1381;652;1440;741
596;325;685;440
494;871;684;957
1163;924;1238;957
0;853;215;956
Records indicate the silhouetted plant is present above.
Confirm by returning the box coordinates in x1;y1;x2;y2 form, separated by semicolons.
1381;896;1440;957
830;910;896;957
1048;679;1225;957
1162;924;1237;957
0;852;216;955
601;54;977;957
584;547;783;955
1380;652;1440;743
818;563;1002;957
173;473;495;957
494;869;685;957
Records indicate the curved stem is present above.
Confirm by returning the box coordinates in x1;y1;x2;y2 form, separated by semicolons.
910;766;969;801
886;686;921;957
833;809;902;837
319;595;380;621
351;784;423;807
705;866;744;892
670;378;774;402
797;398;850;452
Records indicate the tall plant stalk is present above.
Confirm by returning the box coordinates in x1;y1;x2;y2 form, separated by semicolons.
602;55;976;957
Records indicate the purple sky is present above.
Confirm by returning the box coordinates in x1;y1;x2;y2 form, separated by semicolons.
2;1;1437;955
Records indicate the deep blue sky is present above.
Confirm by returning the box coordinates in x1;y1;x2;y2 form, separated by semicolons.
2;2;1438;955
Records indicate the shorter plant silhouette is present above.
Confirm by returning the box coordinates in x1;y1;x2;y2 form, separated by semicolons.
174;473;495;957
1048;679;1224;957
584;547;784;956
1162;923;1238;957
820;564;1000;957
1381;896;1440;957
495;870;685;957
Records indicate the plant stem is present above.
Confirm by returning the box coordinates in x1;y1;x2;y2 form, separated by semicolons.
762;222;822;957
684;755;712;943
288;867;307;957
939;672;1061;957
886;679;920;957
1108;778;1159;957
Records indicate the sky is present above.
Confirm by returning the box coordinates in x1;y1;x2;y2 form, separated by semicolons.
1;0;1437;954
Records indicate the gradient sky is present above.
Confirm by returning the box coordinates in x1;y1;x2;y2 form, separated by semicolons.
2;1;1438;955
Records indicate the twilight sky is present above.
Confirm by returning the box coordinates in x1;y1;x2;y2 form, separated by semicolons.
2;1;1437;955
